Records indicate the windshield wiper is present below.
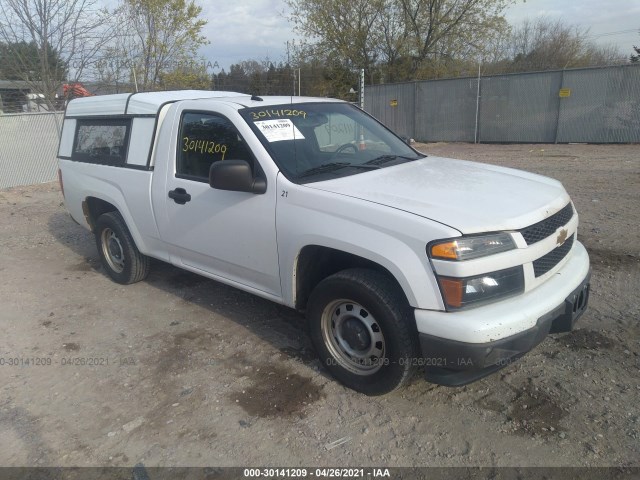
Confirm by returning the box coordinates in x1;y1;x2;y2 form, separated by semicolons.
297;162;379;179
363;154;423;166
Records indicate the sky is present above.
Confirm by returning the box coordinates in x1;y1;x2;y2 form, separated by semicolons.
502;0;640;54
199;1;293;72
199;0;640;73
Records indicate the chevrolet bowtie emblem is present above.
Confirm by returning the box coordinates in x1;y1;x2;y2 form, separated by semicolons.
556;228;568;246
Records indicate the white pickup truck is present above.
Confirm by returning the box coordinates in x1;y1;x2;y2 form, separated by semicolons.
57;90;591;395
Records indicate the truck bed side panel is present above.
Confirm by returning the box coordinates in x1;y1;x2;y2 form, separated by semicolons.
59;159;169;262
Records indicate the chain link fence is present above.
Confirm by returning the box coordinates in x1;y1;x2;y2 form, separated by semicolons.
364;64;640;143
0;112;62;189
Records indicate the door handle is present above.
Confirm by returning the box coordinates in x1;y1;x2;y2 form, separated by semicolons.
168;188;191;205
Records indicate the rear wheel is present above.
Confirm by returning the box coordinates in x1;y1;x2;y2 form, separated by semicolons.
307;268;419;395
95;211;150;285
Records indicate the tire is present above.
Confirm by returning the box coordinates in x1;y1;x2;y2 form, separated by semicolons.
94;211;150;285
307;268;420;395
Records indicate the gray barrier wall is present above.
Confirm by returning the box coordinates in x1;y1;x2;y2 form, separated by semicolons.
364;64;640;143
0;112;62;189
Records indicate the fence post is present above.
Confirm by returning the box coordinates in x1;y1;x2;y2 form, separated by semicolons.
413;81;418;140
474;63;481;144
359;69;365;109
554;69;566;144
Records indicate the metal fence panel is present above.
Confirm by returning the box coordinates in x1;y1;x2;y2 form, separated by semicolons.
0;112;62;189
557;65;640;143
364;64;640;144
416;77;478;142
478;71;562;143
364;83;415;138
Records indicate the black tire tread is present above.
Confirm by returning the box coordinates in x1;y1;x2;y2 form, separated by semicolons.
308;267;420;395
332;268;418;388
95;211;150;284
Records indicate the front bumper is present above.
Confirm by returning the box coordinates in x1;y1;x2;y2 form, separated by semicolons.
416;245;591;386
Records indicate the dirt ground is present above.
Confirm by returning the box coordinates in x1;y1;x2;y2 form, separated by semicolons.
0;143;638;469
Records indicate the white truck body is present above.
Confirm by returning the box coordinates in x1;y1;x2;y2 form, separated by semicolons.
57;90;591;393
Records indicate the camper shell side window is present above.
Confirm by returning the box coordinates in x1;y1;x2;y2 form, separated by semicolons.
72;118;131;166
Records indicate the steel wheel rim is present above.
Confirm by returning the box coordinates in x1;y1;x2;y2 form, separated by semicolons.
321;299;385;375
101;228;125;273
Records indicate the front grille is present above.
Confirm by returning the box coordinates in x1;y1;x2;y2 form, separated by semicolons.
533;235;575;277
520;203;574;245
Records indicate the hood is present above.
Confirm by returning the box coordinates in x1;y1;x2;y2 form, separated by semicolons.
305;156;571;234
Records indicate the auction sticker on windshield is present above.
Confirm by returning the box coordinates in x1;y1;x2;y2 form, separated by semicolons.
254;119;305;142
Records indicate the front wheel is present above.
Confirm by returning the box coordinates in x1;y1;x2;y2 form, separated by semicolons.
94;211;150;285
307;268;420;395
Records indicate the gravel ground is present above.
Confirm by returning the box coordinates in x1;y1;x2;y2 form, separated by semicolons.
0;143;638;469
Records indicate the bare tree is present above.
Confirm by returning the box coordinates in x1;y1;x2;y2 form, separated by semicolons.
0;0;113;110
505;18;624;72
287;0;386;79
398;0;511;77
287;0;511;82
110;0;209;92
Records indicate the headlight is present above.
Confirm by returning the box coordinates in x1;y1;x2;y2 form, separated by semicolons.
429;233;516;261
437;266;524;310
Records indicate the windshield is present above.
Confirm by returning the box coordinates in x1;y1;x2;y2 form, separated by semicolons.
239;102;424;182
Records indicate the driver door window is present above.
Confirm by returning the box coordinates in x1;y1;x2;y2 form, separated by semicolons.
177;112;252;180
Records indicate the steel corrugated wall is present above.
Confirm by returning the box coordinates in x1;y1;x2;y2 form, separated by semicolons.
0;112;62;189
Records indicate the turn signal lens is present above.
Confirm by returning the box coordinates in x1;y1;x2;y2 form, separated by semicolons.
437;266;524;310
430;233;516;261
438;278;464;308
431;241;459;260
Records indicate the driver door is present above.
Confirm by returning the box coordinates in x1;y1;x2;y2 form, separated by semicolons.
156;108;281;298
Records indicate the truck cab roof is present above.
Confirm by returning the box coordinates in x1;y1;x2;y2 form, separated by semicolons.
65;90;344;117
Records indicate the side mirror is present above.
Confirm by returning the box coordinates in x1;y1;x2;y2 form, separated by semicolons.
209;160;267;194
